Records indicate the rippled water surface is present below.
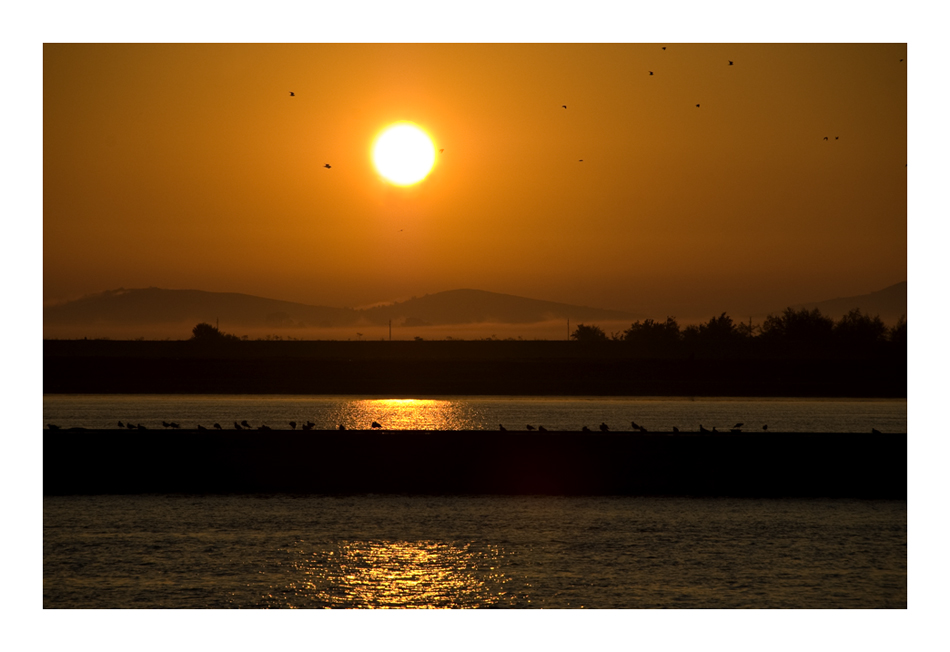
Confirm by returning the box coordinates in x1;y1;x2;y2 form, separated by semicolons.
43;395;906;433
43;494;906;609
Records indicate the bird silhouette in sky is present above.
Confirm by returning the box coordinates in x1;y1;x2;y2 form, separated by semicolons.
835;136;839;140
900;58;904;62
579;159;584;162
289;92;295;96
562;105;567;109
324;164;331;169
649;71;654;75
729;60;733;65
696;104;700;108
823;136;829;140
662;46;666;50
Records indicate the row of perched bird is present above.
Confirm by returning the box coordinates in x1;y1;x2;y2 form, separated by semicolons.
504;421;766;433
45;421;886;433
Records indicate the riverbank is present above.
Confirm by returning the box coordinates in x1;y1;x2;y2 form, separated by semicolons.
43;429;907;498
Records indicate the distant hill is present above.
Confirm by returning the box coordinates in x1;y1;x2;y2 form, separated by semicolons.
43;287;640;338
789;282;906;324
361;289;639;326
43;287;360;330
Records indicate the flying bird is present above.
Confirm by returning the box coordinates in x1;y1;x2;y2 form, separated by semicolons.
562;105;567;109
729;60;733;65
696;104;700;108
649;71;654;75
662;47;666;50
289;92;295;96
900;59;904;62
324;164;331;169
579;159;584;162
823;136;829;140
835;136;839;140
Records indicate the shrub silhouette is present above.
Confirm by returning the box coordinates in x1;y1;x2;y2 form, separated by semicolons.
190;323;239;342
571;323;608;342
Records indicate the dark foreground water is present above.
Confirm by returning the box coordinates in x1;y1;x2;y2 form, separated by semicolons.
43;494;906;609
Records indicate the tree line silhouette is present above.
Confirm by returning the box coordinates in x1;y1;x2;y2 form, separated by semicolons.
571;308;906;360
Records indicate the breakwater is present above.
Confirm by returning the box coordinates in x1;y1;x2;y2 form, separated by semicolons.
43;430;906;498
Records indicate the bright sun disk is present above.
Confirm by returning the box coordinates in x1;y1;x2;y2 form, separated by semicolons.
373;123;436;186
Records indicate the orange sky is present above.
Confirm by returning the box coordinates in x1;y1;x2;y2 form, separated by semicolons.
43;43;906;319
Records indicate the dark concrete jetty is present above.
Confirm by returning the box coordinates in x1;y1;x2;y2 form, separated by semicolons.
43;430;906;498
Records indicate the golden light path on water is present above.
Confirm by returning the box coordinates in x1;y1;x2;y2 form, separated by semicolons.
332;398;482;431
277;541;514;608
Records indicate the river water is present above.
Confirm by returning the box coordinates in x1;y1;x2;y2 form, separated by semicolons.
42;395;907;433
42;394;907;609
43;493;906;609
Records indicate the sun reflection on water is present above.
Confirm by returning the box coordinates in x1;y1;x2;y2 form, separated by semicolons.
332;398;483;431
271;540;515;608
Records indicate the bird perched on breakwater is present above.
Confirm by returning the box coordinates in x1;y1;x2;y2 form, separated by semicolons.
338;424;346;431
137;424;147;430
673;426;679;433
48;424;60;430
526;425;535;431
762;424;768;431
290;421;297;430
631;421;640;430
371;421;382;429
733;423;743;429
118;421;124;428
600;423;609;432
198;424;207;430
538;426;548;432
169;422;180;429
213;423;222;430
126;422;135;430
241;420;251;429
699;424;709;433
582;426;591;432
872;428;882;434
234;422;242;430
499;424;507;431
162;421;171;428
258;424;271;430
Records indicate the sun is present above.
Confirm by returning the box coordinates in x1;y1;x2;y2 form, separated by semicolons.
372;123;436;186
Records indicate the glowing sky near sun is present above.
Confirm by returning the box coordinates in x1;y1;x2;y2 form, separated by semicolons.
43;43;906;319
